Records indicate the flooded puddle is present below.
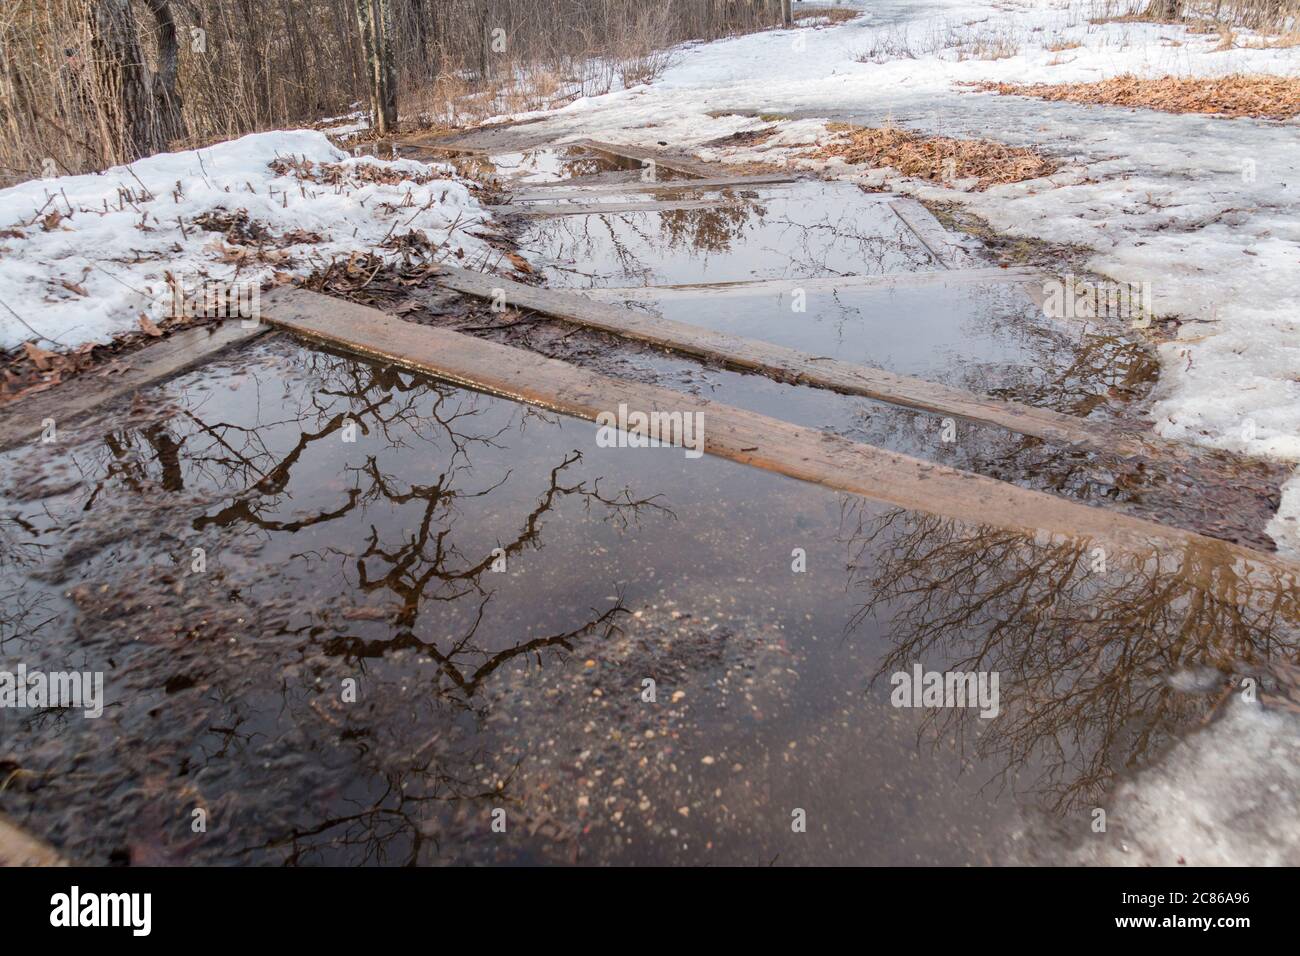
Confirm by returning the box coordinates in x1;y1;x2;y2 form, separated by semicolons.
1;336;1295;865
594;277;1098;388
509;180;935;288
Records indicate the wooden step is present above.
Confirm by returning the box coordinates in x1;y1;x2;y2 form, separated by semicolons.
582;266;1040;297
260;287;1297;580
0;321;269;452
510;173;801;201
429;265;1162;459
488;198;745;217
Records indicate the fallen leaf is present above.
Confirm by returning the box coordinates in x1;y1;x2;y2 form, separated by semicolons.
22;342;54;370
139;315;163;337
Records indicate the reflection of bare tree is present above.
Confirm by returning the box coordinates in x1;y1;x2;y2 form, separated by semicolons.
655;201;763;253
0;515;57;654
1;344;674;865
843;499;1300;811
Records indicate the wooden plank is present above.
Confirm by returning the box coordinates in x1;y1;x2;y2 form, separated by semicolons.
581;266;1042;299
510;173;801;201
888;198;978;270
488;198;743;217
429;265;1157;458
0;815;66;867
514;169;645;190
259;287;1296;576
575;139;716;178
0;321;268;452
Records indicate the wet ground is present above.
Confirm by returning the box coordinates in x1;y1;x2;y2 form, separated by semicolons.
1;146;1296;866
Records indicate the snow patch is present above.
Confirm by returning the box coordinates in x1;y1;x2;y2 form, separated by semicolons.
1066;703;1300;866
0;130;491;351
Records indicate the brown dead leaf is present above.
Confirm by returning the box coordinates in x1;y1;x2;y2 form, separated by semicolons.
807;123;1057;190
139;315;163;337
41;210;65;231
506;251;534;274
22;341;54;370
968;72;1300;121
60;279;88;297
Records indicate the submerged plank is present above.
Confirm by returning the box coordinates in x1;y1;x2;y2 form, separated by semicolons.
510;173;801;201
888;198;978;270
0;815;66;867
429;265;1159;458
260;287;1295;577
576;139;717;178
0;321;268;452
488;198;742;216
581;266;1042;298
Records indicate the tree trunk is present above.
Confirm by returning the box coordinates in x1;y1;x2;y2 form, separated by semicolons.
355;0;398;136
142;0;186;146
782;0;794;28
1143;0;1182;20
92;0;160;161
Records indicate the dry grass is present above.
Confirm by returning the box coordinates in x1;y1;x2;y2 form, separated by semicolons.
806;123;1059;190
795;7;861;25
1237;31;1300;48
953;28;1022;60
972;73;1300;120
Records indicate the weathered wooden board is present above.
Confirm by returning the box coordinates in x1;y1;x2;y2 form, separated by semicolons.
0;321;268;452
512;169;647;190
575;139;717;178
260;287;1295;578
430;265;1160;458
489;198;744;216
888;198;978;270
581;266;1042;298
0;815;66;867
510;173;800;201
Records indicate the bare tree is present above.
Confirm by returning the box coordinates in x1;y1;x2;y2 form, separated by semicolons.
88;0;186;161
355;0;398;135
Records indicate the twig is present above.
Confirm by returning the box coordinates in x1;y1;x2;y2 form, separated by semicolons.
0;297;66;347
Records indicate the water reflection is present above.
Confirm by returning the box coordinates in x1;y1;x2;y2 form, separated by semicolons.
1;338;1295;864
519;181;933;288
844;499;1300;812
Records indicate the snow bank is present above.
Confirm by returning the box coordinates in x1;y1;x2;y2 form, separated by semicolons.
0;130;490;351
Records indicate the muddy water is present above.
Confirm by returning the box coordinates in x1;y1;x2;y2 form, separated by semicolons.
1;336;1295;865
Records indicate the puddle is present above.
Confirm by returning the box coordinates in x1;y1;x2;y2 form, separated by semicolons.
449;305;1282;549
1;336;1295;865
508;180;935;288
598;278;1093;389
